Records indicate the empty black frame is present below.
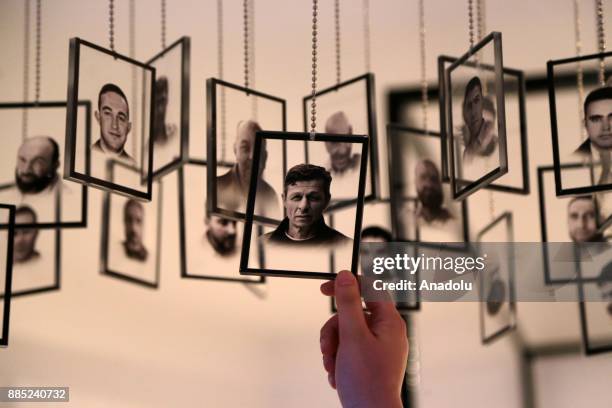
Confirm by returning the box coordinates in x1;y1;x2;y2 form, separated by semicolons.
386;123;470;251
578;281;612;356
101;161;162;289
302;73;380;209
206;77;287;226
445;31;509;200
0;101;90;229
240;131;368;280
0;204;15;347
476;212;517;345
438;55;529;194
143;36;190;181
178;159;265;284
65;37;155;201
548;50;612;197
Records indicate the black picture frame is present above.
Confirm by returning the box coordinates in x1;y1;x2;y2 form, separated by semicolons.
537;163;610;285
0;101;90;229
65;37;155;201
578;279;612;356
178;159;265;284
548;50;612;197
0;204;15;347
438;55;529;194
445;31;509;200
476;212;517;345
143;36;190;181
100;161;162;289
240;131;368;280
302;73;380;209
206;78;287;226
387;123;470;251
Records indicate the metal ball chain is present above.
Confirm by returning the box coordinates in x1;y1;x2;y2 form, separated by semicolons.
310;0;319;137
334;0;341;84
468;0;475;49
109;0;115;52
418;0;428;133
217;0;227;160
22;0;31;140
161;0;166;49
34;0;41;102
595;0;606;85
244;0;250;90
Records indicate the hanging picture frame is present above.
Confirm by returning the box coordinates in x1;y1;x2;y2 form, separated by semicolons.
302;73;380;211
0;204;15;347
179;159;265;283
548;50;612;197
537;164;612;285
0;210;61;298
476;212;517;344
445;31;508;200
438;55;529;194
143;36;190;181
328;199;420;312
206;78;288;226
240;130;368;279
101;161;162;288
578;268;612;356
0;101;90;229
65;37;155;201
387;124;469;250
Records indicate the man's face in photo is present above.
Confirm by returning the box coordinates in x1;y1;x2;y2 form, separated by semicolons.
585;98;612;150
567;198;597;243
415;160;443;210
283;180;329;229
206;215;237;253
124;202;144;248
13;212;38;263
234;121;266;183
325;112;353;172
15;137;59;193
154;77;169;120
96;91;131;153
463;83;484;134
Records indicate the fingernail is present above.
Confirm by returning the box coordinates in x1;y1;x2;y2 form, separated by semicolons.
337;271;354;286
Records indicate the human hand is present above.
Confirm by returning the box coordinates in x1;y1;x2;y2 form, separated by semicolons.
319;270;408;408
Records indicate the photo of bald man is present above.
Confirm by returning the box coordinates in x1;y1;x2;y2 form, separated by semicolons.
216;120;280;218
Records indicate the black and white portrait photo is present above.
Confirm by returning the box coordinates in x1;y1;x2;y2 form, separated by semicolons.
180;160;263;283
548;50;612;197
445;32;508;200
303;74;379;207
387;124;468;244
241;131;367;279
102;162;160;288
206;78;286;224
145;37;190;179
66;38;154;200
0;102;89;228
578;264;612;355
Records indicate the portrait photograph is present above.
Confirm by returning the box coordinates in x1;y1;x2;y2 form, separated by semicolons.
476;212;516;345
65;37;155;200
206;78;287;226
548;50;612;196
101;162;161;288
328;199;419;312
303;73;379;207
387;124;469;246
578;273;612;355
241;131;368;279
144;37;190;180
179;160;263;283
438;55;528;194
445;32;508;200
0;101;89;228
538;164;612;284
0;204;15;347
0;205;60;298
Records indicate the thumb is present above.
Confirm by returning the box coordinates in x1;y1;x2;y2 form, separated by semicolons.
334;270;369;339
